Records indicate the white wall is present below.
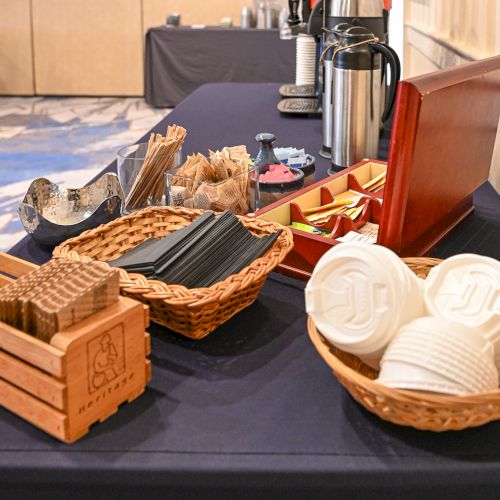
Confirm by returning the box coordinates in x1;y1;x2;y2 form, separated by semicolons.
403;0;500;192
389;0;405;71
404;0;500;77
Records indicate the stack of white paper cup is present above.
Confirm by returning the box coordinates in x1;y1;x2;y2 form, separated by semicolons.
305;242;425;369
378;317;498;395
295;34;316;86
424;254;500;380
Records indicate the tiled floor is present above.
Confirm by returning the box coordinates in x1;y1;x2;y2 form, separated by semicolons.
0;97;168;251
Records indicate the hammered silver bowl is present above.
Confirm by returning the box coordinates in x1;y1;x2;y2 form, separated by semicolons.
18;173;124;247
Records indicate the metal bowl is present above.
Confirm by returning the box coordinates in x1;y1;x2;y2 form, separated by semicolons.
18;173;124;247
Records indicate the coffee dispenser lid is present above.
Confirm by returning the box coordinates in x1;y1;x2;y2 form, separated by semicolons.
322;22;352;38
334;26;381;70
322;23;352;61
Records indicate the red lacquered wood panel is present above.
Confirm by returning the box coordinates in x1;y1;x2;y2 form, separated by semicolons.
379;55;500;255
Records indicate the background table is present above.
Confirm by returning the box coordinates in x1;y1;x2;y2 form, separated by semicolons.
145;27;295;107
5;83;500;499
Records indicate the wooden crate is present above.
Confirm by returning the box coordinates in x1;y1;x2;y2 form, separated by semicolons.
0;252;151;443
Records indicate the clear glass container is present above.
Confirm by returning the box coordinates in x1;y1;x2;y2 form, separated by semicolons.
164;164;260;214
117;143;182;213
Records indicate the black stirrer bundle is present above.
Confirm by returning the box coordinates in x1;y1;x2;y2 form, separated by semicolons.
109;211;282;288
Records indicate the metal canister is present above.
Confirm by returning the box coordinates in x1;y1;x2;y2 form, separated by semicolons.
320;23;351;159
330;27;400;171
240;6;255;28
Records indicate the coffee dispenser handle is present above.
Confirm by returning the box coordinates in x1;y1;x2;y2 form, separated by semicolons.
288;0;301;25
368;42;401;123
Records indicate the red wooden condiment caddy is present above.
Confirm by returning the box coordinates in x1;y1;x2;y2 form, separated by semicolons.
255;55;500;281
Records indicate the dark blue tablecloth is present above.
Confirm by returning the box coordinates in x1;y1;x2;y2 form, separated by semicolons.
145;27;295;107
5;83;500;500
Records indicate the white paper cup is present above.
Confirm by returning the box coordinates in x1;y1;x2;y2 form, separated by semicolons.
295;67;316;74
394;316;494;354
296;69;316;77
368;244;426;321
295;34;317;86
296;75;315;85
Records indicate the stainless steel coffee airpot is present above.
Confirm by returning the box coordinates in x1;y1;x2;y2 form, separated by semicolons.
330;26;400;171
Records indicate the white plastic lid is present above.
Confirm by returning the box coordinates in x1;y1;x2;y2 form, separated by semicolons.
424;254;500;338
305;243;408;352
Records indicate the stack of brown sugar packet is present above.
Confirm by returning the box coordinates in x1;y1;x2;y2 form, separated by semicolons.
169;145;253;215
0;259;120;342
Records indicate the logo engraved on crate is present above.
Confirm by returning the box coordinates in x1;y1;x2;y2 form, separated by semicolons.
87;324;126;394
78;372;136;415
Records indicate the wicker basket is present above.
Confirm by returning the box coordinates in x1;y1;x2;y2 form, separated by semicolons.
308;257;500;432
53;206;294;339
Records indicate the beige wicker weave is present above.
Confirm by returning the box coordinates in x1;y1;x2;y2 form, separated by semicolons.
53;206;293;339
308;257;500;432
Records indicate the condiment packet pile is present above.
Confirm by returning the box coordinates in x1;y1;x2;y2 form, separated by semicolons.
168;146;253;215
274;147;308;167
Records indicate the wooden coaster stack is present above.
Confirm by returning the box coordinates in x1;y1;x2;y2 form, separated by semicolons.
126;124;187;209
0;259;80;330
170;145;253;215
0;259;119;342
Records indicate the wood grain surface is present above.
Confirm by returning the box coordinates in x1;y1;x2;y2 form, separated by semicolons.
379;55;500;255
32;0;144;95
0;0;34;95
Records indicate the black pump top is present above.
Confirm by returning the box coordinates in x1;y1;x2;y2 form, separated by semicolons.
322;23;352;61
335;22;353;31
324;22;353;36
334;26;380;70
343;25;375;41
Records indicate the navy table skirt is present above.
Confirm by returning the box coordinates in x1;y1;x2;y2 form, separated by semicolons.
145;27;295;107
5;83;500;500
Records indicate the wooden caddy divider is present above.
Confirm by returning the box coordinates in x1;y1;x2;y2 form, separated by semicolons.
0;252;151;443
289;185;382;234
